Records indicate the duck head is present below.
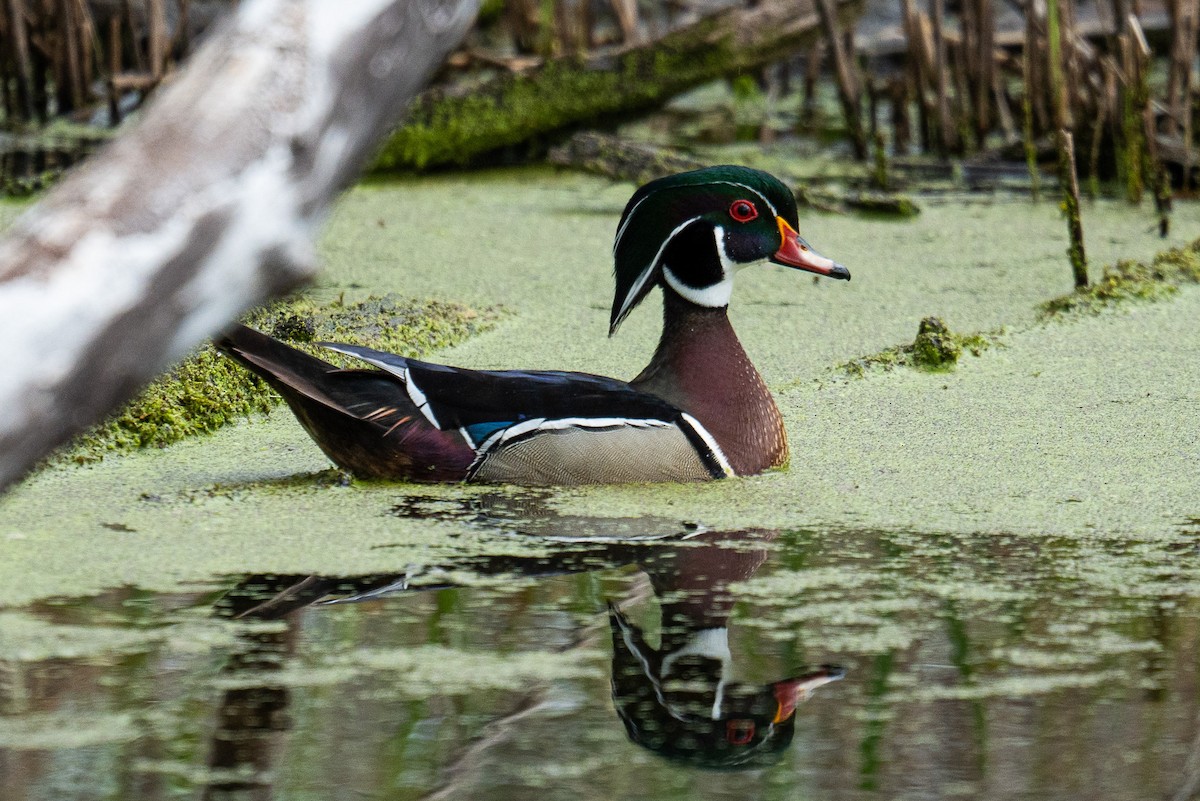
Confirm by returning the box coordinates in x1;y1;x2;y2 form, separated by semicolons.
610;165;850;334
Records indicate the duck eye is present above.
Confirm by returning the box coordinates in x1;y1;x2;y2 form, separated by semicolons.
729;200;758;223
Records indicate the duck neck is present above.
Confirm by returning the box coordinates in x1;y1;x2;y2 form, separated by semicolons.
631;289;787;475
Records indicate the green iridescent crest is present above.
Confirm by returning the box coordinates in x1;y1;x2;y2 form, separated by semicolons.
609;166;799;334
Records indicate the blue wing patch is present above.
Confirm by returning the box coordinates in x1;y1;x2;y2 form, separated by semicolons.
463;420;515;447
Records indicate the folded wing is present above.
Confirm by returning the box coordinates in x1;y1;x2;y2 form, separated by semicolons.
321;342;733;484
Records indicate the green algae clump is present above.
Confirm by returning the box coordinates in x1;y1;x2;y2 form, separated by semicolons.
911;316;963;370
1040;237;1200;318
65;295;497;463
840;316;995;377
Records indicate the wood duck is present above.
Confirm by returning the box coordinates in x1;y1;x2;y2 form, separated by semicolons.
217;166;849;485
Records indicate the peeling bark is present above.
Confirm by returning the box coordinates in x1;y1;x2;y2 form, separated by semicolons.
0;0;477;492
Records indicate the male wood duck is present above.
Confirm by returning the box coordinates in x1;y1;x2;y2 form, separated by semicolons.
217;165;849;485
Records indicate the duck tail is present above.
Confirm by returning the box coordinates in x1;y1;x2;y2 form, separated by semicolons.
215;324;345;405
215;325;474;481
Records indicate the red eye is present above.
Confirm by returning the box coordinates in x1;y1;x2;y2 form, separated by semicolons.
729;200;758;223
726;719;755;745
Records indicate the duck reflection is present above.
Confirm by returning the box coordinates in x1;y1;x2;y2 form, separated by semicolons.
208;497;842;787
605;529;842;769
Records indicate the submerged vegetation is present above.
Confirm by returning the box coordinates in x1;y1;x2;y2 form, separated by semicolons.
840;316;996;377
842;236;1200;379
65;295;496;463
1040;237;1200;318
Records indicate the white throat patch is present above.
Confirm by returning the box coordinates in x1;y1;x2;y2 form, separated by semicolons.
661;225;747;309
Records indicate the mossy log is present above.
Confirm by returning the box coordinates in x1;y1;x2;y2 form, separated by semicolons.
373;0;865;172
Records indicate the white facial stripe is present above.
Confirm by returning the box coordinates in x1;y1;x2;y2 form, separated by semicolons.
708;180;779;218
614;214;702;326
714;225;752;274
660;225;741;310
613;193;650;255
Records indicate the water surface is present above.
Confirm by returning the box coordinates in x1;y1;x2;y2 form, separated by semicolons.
3;172;1200;799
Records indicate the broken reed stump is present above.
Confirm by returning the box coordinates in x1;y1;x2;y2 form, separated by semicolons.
1057;128;1088;288
872;130;889;190
1021;40;1041;201
815;0;867;160
1119;14;1150;203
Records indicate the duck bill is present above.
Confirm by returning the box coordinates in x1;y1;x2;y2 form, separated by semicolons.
772;218;850;280
771;665;847;723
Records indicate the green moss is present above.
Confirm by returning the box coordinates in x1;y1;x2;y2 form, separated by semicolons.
2;168;66;197
1039;238;1200;318
840;317;996;377
63;295;498;463
371;7;833;172
374;40;732;171
911;316;963;369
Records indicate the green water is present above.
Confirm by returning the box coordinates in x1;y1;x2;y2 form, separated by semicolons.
2;170;1200;799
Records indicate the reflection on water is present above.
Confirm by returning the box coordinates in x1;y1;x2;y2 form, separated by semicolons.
600;531;842;769
218;526;841;780
4;501;1200;800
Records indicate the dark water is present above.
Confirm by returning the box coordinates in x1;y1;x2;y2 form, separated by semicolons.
4;500;1200;801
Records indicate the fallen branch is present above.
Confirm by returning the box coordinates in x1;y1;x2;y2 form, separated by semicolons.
0;0;477;492
548;131;919;216
546;131;709;187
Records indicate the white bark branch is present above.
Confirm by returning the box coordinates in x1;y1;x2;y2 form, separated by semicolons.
0;0;478;491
